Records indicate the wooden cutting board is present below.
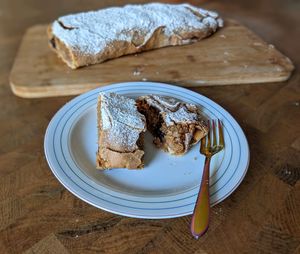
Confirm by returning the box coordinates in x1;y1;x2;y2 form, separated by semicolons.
10;20;294;98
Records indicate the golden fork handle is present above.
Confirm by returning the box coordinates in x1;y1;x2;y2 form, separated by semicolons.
190;156;211;239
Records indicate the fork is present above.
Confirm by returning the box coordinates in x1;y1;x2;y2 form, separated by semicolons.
190;119;224;239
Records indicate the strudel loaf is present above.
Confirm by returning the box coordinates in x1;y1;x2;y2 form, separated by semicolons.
48;3;223;69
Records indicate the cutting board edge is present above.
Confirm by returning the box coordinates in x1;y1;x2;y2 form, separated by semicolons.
9;78;100;98
9;75;293;99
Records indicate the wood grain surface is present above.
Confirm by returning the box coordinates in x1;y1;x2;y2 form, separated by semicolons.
9;20;294;98
1;0;300;253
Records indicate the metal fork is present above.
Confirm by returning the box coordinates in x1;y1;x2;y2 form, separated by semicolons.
190;119;225;239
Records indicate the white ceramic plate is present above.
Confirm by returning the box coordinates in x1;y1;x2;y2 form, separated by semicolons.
44;82;249;219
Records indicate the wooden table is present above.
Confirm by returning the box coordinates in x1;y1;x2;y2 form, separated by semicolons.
0;0;299;253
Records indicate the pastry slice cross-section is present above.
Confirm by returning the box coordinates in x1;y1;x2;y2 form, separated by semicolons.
97;92;146;169
137;95;208;155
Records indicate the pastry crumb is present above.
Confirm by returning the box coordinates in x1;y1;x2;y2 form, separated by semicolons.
133;70;141;76
253;42;263;46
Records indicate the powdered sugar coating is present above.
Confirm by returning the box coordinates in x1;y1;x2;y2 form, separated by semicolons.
99;93;146;151
152;95;180;111
166;106;198;125
139;95;204;126
52;3;223;55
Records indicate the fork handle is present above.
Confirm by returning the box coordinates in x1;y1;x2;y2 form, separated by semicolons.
190;156;211;239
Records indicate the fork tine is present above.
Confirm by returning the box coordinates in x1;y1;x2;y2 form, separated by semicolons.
218;119;224;147
212;120;217;147
207;120;211;148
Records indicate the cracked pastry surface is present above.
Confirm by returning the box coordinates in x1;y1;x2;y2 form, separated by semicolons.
47;3;223;68
97;92;146;169
136;95;208;155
